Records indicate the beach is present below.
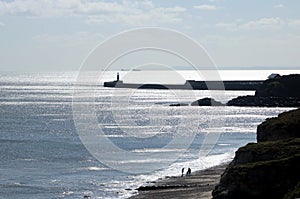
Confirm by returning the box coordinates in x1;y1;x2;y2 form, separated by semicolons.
129;163;229;199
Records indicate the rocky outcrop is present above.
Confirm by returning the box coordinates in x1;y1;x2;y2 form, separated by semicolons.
227;74;300;107
169;103;189;106
191;98;224;106
255;74;300;98
227;96;300;107
257;108;300;142
212;108;300;199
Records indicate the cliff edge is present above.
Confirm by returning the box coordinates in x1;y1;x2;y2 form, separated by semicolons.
212;108;300;199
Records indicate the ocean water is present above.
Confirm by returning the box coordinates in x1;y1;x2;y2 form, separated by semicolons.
0;71;297;199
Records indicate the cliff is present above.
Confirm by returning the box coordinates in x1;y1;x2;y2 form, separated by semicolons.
255;74;300;98
257;108;300;142
227;74;300;107
212;108;300;199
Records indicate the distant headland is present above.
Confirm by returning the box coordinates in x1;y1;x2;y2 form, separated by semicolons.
226;73;300;107
183;73;300;107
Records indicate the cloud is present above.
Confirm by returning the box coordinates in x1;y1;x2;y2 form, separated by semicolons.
241;17;283;30
216;17;284;31
85;6;186;26
0;0;126;17
274;4;284;8
0;21;5;26
0;0;186;25
193;4;217;11
288;20;300;28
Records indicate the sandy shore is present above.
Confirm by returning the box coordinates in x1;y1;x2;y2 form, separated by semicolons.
128;163;228;199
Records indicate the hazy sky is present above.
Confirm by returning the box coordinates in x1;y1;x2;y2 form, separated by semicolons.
0;0;300;72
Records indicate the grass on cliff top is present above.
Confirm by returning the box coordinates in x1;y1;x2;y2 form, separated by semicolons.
234;138;300;165
239;153;300;170
260;108;300;138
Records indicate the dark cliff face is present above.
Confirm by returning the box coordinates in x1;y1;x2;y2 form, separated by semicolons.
255;74;300;98
212;108;300;199
213;141;300;199
227;74;300;107
257;108;300;142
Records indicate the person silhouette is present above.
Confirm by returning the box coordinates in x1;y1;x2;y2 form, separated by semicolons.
188;168;191;175
181;168;184;177
186;167;191;176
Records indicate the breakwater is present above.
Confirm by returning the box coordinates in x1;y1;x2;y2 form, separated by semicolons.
103;80;263;90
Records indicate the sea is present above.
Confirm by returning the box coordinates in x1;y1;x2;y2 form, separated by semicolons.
0;70;298;199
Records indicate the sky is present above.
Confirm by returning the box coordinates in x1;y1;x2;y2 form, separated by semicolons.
0;0;300;72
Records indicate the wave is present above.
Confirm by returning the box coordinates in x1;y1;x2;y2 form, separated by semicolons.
142;152;234;181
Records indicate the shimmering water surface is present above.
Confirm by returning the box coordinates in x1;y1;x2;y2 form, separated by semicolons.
0;71;296;198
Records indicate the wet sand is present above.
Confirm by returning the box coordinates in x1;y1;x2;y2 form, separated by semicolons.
128;163;228;199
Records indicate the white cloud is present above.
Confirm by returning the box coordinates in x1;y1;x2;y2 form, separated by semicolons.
216;17;285;31
0;0;126;17
85;6;186;26
193;4;217;11
241;17;283;30
288;20;300;28
0;0;186;26
0;21;5;26
274;4;284;8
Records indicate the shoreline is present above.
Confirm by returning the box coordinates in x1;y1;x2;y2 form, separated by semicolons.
128;163;229;199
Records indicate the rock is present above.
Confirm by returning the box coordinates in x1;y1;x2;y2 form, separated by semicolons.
191;98;224;106
257;109;300;142
212;108;300;199
227;96;300;107
137;185;189;191
169;103;189;106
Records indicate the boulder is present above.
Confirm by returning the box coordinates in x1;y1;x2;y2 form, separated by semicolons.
191;98;224;106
